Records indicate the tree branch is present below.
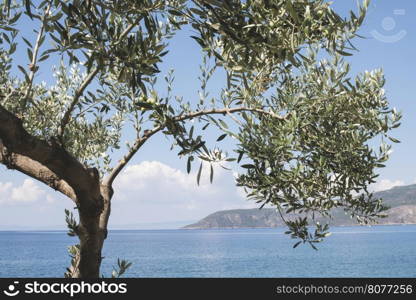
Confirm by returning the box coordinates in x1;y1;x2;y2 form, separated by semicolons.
57;67;100;139
112;21;140;47
103;106;285;186
103;125;161;186
57;20;141;141
173;106;282;122
0;143;76;200
0;104;100;207
21;2;52;112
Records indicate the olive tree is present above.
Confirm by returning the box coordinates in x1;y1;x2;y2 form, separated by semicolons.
0;0;400;277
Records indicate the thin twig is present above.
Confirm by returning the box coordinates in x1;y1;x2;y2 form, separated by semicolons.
57;68;99;139
21;2;52;112
57;20;140;140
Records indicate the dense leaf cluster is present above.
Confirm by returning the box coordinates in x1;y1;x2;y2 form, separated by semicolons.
0;0;401;246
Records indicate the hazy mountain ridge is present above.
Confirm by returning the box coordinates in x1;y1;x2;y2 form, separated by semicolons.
184;184;416;229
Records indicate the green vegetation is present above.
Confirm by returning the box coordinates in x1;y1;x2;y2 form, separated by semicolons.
0;0;400;276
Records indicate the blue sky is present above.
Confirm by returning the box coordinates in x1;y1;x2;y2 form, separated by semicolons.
1;0;416;229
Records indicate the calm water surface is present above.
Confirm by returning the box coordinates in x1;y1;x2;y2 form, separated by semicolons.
0;225;415;277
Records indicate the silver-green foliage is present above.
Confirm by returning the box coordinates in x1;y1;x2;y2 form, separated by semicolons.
0;0;401;247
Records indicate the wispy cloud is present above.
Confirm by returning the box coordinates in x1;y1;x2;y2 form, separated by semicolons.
0;179;47;205
111;160;257;223
370;179;405;192
0;161;257;226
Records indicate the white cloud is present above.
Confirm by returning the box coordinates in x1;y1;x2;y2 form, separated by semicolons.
111;161;257;224
0;181;12;196
117;160;217;197
46;194;56;204
0;174;73;228
11;179;45;202
0;179;48;204
0;161;257;226
370;179;405;192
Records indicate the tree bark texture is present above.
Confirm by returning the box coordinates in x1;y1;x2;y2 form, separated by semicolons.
0;104;112;278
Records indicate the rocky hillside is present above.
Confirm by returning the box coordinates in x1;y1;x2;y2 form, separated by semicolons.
184;184;416;229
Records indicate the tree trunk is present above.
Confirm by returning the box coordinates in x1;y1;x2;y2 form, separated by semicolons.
0;105;116;278
72;214;104;278
67;186;113;278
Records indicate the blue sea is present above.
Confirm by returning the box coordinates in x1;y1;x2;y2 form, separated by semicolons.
0;225;415;277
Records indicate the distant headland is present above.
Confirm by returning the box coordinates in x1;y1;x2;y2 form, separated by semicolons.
184;184;416;229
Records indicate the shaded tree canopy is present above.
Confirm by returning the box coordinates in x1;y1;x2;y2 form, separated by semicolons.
0;0;400;276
